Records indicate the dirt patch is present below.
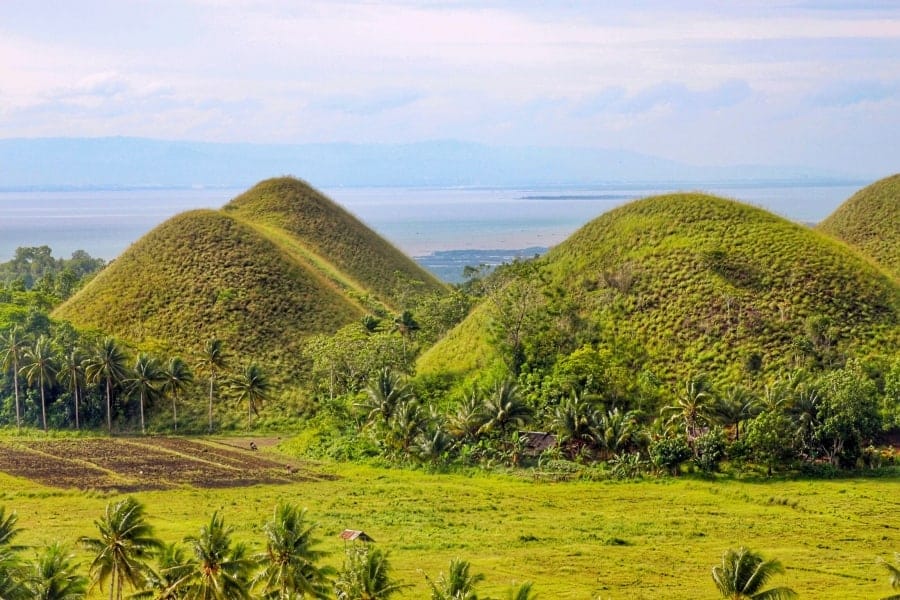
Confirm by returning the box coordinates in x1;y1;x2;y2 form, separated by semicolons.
0;437;324;492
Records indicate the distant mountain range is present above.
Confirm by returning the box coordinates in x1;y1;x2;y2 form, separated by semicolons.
0;137;858;189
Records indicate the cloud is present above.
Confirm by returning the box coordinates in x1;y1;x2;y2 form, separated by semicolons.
575;80;753;117
808;79;900;107
311;89;424;115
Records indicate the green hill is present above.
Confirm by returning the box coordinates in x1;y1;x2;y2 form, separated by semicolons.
224;177;446;309
419;193;899;392
54;178;447;383
818;173;900;280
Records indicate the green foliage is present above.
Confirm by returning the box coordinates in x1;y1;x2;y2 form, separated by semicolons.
335;545;406;600
818;173;899;280
0;246;105;299
224;177;446;310
425;558;484;600
649;434;691;475
693;427;727;473
711;547;797;599
423;192;900;400
745;410;799;473
814;360;881;466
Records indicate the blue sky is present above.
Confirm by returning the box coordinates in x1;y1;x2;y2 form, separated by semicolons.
1;1;898;176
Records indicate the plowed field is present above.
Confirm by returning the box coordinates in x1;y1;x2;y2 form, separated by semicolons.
0;437;320;491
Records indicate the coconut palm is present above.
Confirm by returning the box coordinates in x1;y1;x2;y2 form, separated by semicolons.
254;503;333;599
662;376;713;442
84;337;129;433
25;542;88;600
478;379;532;437
711;547;797;600
229;363;271;429
198;339;227;432
594;408;641;460
160;357;193;433
505;581;537;600
130;542;190;600
0;506;23;549
57;345;86;430
335;545;405;600
175;512;254;600
358;368;412;429
425;558;484;600
0;550;27;600
80;497;162;600
21;335;58;431
124;353;164;435
551;391;599;456
0;325;27;429
447;388;489;443
710;386;756;441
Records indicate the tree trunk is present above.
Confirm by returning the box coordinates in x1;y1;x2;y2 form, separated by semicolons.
74;383;80;430
40;382;47;431
106;377;113;433
172;391;178;432
12;360;20;429
208;375;214;432
140;390;146;434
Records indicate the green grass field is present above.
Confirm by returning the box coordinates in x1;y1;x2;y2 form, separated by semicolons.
1;436;897;599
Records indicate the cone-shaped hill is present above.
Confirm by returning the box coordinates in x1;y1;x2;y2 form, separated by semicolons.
224;177;446;303
55;179;447;382
818;173;899;280
419;193;899;388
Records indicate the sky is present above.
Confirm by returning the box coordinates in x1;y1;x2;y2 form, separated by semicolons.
1;1;898;177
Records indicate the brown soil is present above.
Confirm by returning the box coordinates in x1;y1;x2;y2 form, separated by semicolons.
0;437;325;492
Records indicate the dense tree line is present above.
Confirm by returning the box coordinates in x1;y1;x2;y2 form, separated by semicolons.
0;247;105;299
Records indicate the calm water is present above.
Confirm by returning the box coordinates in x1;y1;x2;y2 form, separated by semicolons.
0;183;863;262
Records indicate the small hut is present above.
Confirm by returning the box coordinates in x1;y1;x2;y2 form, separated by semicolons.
339;529;375;543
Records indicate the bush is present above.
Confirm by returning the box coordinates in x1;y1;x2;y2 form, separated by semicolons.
693;427;727;473
650;435;691;476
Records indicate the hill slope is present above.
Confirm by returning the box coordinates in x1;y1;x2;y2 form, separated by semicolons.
54;210;366;377
818;173;900;280
420;193;899;390
224;177;446;309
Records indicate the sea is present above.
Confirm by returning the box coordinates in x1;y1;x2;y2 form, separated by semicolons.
0;182;864;282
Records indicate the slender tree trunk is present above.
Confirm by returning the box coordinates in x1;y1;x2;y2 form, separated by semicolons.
74;383;80;430
248;399;252;429
172;390;178;432
140;390;146;434
12;360;20;429
208;374;214;433
106;377;112;433
40;381;47;431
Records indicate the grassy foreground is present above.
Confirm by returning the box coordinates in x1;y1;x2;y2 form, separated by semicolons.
1;445;897;599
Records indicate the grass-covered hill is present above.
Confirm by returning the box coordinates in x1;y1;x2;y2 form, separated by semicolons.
818;173;899;280
54;178;447;381
419;193;899;390
224;177;446;307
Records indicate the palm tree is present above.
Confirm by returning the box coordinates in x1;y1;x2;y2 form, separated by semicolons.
229;363;271;429
0;325;27;429
21;335;58;431
124;353;164;435
594;408;641;460
0;506;23;548
882;552;900;600
478;379;532;437
57;345;86;430
505;581;537;600
79;497;162;600
710;386;755;441
447;388;489;443
662;376;713;442
160;357;193;433
84;338;129;433
335;545;405;600
711;547;797;600
425;558;484;600
198;339;227;433
551;391;599;457
254;503;333;599
25;542;88;600
130;542;189;600
0;549;27;600
175;512;254;600
358;368;412;430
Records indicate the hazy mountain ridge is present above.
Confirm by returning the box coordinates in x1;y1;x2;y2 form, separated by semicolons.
0;137;854;189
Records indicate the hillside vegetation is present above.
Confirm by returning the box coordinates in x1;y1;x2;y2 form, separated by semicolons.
818;173;900;280
224;177;446;308
420;193;899;391
53;178;446;383
54;210;364;379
